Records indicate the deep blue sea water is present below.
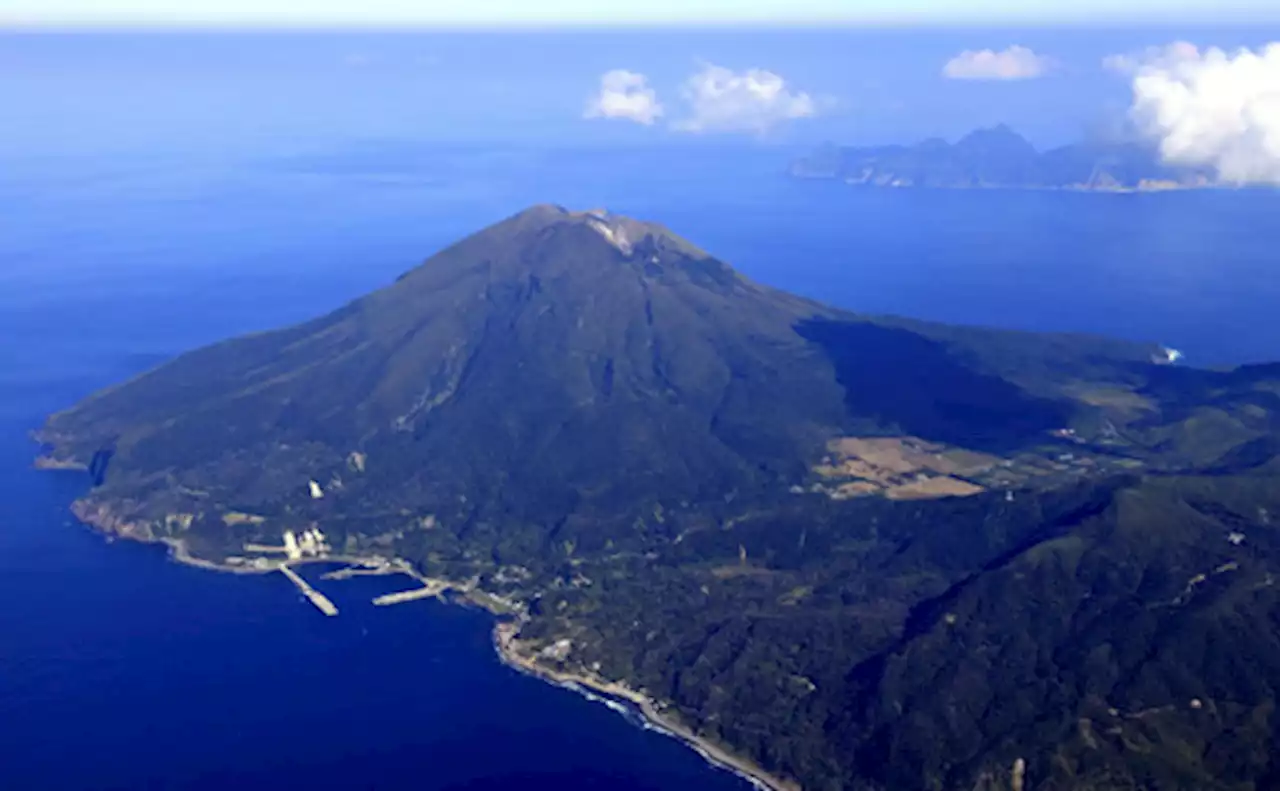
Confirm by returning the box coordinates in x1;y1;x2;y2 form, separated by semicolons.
2;143;1279;790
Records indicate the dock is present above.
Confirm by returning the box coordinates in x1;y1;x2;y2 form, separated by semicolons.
372;579;449;606
321;562;397;581
279;564;339;616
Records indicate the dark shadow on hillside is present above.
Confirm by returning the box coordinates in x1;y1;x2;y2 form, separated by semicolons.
1204;436;1280;475
796;318;1071;452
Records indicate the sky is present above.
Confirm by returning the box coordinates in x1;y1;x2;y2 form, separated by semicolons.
3;29;1278;160
3;9;1280;188
8;0;1280;27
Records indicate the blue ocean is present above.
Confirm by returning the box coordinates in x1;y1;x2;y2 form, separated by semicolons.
4;30;1280;788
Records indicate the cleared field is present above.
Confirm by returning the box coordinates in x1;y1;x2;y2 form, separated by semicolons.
814;436;995;500
885;476;985;500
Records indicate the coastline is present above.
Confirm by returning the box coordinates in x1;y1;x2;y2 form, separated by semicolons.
61;493;800;791
491;621;802;791
161;536;278;575
788;176;1223;194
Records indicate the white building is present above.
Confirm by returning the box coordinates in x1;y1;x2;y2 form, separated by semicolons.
283;530;301;560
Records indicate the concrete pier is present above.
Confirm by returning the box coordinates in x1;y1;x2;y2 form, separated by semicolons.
372;580;449;606
279;564;339;616
321;562;396;581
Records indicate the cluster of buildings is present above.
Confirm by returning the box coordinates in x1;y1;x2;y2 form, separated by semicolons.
282;528;330;560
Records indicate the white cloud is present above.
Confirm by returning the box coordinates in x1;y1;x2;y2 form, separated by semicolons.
1118;42;1280;185
584;70;663;126
672;64;817;135
942;46;1052;81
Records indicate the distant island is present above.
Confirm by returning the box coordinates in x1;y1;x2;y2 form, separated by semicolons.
789;125;1216;192
38;206;1280;791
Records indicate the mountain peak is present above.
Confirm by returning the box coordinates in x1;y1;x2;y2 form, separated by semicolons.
39;205;1166;529
566;207;650;254
398;204;723;295
42;206;845;514
500;204;706;259
955;124;1038;157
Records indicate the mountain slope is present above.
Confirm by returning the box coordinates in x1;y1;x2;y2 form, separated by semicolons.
40;204;1160;532
37;205;1280;791
789;125;1214;191
43;206;856;518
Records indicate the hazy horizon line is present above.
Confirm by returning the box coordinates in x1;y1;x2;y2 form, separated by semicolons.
7;18;1280;33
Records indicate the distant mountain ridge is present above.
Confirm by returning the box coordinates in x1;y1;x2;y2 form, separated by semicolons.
790;125;1215;191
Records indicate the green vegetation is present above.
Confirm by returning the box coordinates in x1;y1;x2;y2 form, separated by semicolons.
38;205;1280;790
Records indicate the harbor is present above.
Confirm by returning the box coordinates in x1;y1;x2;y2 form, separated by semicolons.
263;552;458;616
218;518;466;616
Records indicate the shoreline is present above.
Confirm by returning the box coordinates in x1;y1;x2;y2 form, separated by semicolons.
64;496;800;791
66;498;435;581
492;622;801;791
787;174;1224;194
